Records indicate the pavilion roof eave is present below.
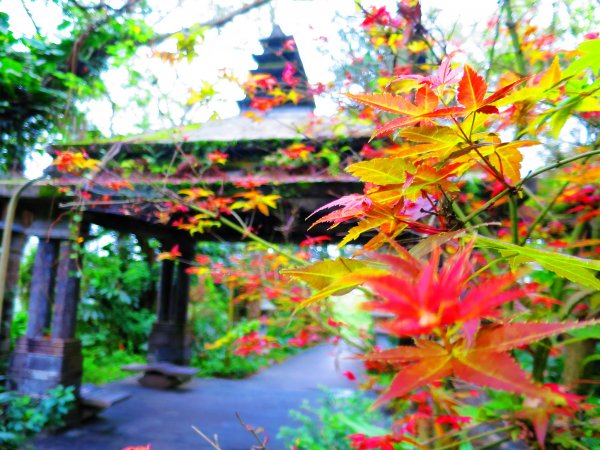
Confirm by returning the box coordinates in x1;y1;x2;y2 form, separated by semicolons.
56;110;372;148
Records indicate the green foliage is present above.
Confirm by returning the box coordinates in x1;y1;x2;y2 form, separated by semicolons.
82;349;145;385
0;2;153;171
0;385;75;449
278;388;393;450
9;310;27;346
475;235;600;290
78;232;157;355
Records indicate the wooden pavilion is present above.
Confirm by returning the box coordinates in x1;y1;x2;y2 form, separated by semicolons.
0;26;367;407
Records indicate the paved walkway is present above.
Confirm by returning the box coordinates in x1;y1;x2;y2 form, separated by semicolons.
34;344;362;450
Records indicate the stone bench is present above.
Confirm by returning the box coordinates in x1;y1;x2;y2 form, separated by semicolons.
121;362;198;389
80;384;131;419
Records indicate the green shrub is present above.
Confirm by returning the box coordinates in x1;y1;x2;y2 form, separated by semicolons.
0;385;75;449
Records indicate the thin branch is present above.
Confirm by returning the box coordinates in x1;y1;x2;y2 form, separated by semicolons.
235;413;268;450
461;148;600;223
191;425;221;450
19;0;42;36
520;180;569;244
147;0;272;47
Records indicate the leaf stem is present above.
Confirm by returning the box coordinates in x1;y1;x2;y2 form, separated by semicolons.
521;149;600;184
461;149;600;223
508;195;520;245
520;180;569;244
434;425;517;450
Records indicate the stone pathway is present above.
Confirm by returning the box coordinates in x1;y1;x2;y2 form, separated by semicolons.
34;344;362;450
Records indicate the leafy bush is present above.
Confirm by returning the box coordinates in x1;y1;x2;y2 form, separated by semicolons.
0;385;75;449
79;231;157;357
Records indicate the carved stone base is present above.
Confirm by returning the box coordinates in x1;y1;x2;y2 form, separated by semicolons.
8;337;82;397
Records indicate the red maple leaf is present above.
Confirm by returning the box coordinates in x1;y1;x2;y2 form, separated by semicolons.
299;235;332;247
359;244;526;336
363;321;594;406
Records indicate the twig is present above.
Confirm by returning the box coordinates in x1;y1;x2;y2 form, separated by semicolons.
235;413;268;450
191;425;221;450
19;0;41;35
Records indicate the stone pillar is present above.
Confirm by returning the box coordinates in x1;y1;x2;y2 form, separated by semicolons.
25;239;59;338
0;232;27;357
8;239;83;397
51;240;81;339
157;259;174;322
148;241;193;365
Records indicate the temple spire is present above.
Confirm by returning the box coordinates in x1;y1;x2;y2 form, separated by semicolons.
238;25;315;112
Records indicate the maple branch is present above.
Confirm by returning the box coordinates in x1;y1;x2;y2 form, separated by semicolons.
19;0;41;36
473;147;513;191
160;189;307;266
462;189;510;223
520;149;600;183
485;9;502;82
191;425;221;449
461;149;600;224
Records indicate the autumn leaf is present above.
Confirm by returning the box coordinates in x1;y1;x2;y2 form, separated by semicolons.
52;150;100;173
396;125;463;160
157;244;182;261
282;258;370;290
347;85;461;139
308;194;372;229
207;150;228;165
458;65;528;113
179;187;215;200
458;65;488;111
231;190;280;216
282;258;386;310
365;321;595;405
390;57;462;90
345;158;415;185
299;235;332;247
357;245;526;336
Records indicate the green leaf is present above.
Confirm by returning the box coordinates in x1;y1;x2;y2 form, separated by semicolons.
473;235;600;290
561;325;600;345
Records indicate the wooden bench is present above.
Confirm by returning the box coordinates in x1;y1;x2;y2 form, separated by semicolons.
121;362;198;389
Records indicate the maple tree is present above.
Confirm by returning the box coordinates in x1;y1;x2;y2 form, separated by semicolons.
41;1;599;448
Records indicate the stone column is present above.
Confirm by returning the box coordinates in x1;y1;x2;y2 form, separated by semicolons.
51;240;81;339
148;240;193;365
8;238;82;397
25;239;59;338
